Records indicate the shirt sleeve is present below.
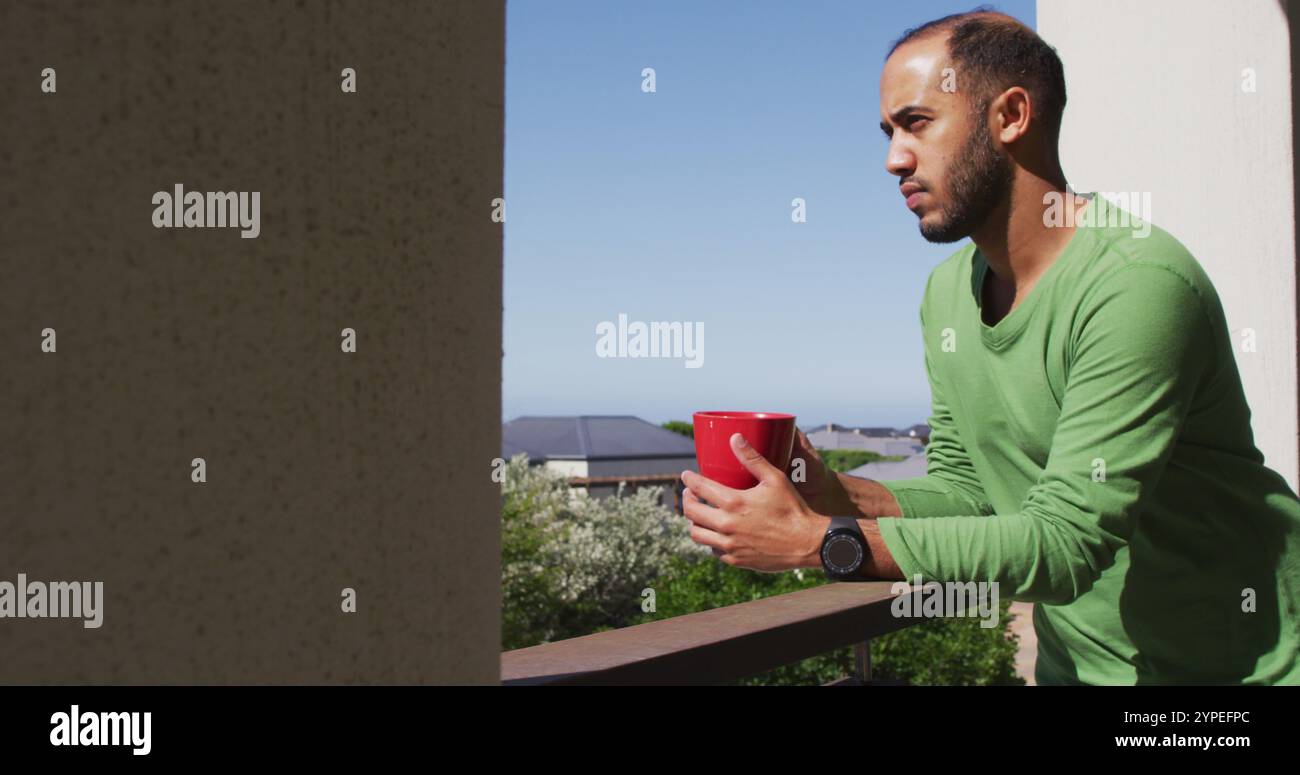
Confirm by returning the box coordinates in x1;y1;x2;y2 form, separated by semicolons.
875;270;996;519
877;263;1215;604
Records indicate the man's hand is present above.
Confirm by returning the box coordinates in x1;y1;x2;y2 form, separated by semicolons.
680;432;829;572
786;429;905;520
784;429;849;515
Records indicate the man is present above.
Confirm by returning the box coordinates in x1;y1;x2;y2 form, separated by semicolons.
679;10;1300;685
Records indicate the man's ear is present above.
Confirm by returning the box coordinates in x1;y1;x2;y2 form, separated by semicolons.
993;86;1032;145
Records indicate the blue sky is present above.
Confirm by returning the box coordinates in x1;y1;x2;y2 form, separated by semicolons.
504;0;1036;428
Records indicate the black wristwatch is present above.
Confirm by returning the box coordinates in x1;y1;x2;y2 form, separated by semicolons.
820;516;870;581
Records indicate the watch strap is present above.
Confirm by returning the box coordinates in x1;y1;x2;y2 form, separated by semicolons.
829;515;863;535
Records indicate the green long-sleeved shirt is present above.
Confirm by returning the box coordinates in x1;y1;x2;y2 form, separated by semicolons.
875;193;1300;685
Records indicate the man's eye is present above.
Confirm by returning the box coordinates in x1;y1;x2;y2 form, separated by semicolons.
909;117;929;131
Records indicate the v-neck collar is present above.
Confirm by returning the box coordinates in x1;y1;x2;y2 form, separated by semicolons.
972;193;1102;351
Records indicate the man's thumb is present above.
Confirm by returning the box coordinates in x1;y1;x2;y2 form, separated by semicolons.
730;433;776;482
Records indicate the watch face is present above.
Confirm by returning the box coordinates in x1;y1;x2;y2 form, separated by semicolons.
822;532;864;575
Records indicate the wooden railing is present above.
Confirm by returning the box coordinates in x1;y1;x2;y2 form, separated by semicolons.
501;581;933;685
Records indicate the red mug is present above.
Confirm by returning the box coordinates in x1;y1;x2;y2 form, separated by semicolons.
692;411;797;490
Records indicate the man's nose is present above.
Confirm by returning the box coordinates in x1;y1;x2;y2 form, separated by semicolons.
885;140;914;178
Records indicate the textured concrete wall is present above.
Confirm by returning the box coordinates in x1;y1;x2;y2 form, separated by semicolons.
586;457;698;478
0;1;503;683
1038;0;1300;492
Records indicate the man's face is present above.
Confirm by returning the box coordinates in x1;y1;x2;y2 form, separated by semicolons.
879;36;1012;243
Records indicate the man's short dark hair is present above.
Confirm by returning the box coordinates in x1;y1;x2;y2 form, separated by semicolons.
888;7;1067;146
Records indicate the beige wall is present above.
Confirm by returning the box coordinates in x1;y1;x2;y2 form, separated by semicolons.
544;460;590;478
0;1;503;683
1039;0;1300;492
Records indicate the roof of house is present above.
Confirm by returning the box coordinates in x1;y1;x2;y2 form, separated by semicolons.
502;415;697;461
803;423;889;435
802;423;924;438
846;452;929;480
856;426;901;437
801;422;854;433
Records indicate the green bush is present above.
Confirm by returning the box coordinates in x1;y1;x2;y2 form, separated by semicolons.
818;448;907;473
661;420;694;439
871;598;1025;686
500;455;574;649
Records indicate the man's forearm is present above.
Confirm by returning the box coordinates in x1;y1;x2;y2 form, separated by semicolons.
860;517;905;579
829;471;904;519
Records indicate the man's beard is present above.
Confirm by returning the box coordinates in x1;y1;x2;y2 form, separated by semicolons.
918;117;1012;243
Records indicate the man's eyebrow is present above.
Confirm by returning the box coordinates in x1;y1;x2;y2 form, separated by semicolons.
879;104;932;135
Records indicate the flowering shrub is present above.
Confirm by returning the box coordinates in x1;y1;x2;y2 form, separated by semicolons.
500;454;703;649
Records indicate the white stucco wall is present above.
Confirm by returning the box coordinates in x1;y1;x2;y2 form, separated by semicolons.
543;460;589;478
586;457;698;478
1039;0;1299;491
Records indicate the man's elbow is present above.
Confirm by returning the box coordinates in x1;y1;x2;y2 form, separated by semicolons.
1013;520;1118;605
1030;527;1118;605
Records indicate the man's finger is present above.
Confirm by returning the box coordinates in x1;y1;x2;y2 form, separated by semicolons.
681;469;740;510
689;522;733;554
730;432;780;484
683;488;733;534
710;548;740;566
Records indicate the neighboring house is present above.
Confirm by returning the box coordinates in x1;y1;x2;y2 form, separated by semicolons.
802;421;931;451
801;423;897;437
846;452;929;481
805;425;926;456
501;415;696;510
900;424;931;443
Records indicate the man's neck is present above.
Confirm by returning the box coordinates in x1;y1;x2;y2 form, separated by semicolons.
971;174;1090;302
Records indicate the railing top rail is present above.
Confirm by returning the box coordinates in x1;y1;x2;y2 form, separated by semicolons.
501;580;922;685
